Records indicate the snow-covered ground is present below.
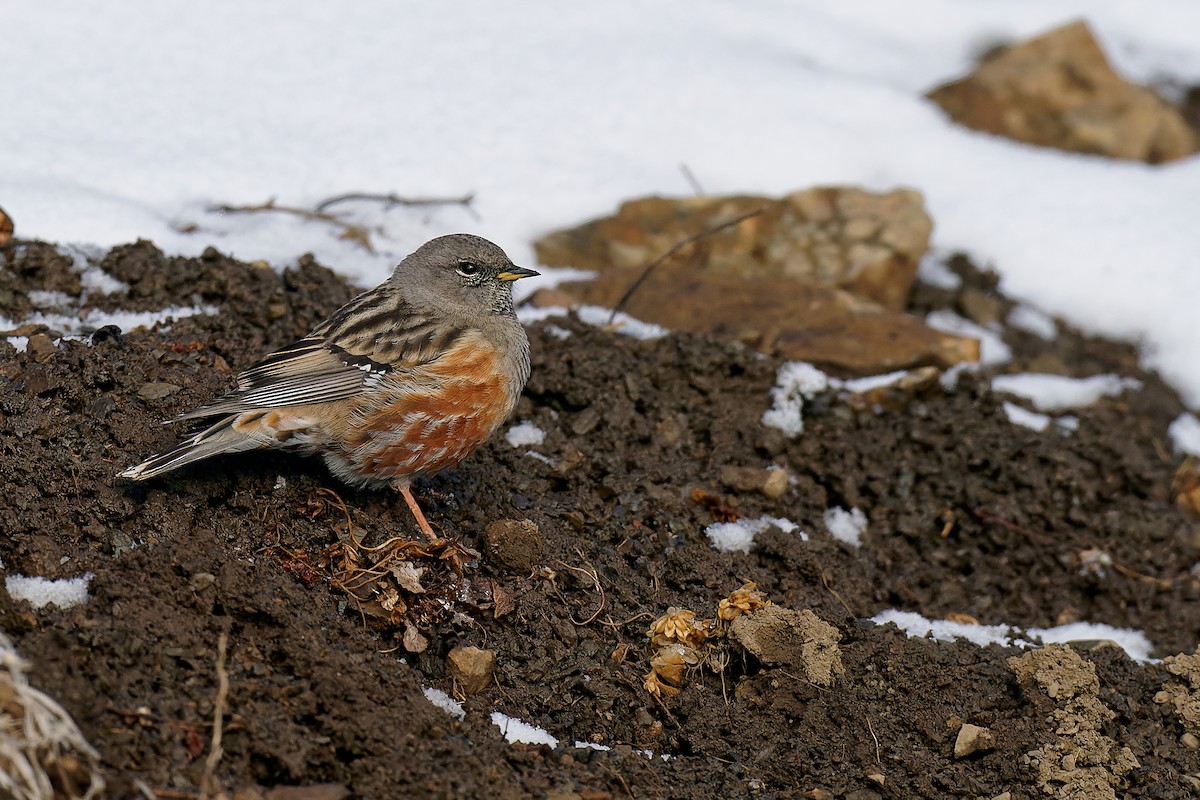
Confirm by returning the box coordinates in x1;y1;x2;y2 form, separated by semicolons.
3;1;1198;404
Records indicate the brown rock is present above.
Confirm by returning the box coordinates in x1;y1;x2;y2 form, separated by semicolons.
928;20;1197;163
954;723;997;758
447;645;496;695
1173;458;1200;517
481;519;543;573
0;205;12;247
24;333;57;361
530;264;978;375
137;382;181;401
729;605;843;687
534;188;932;312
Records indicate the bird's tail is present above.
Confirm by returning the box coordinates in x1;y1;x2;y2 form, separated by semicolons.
119;415;268;481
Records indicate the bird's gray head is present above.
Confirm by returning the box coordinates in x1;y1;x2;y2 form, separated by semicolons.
391;234;539;317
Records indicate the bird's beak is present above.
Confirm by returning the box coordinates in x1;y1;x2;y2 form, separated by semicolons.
496;265;540;282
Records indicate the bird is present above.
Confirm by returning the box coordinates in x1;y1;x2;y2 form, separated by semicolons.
120;233;539;539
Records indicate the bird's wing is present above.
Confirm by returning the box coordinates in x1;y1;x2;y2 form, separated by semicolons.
177;288;465;420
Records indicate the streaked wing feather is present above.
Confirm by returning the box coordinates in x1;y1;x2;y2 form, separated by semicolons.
177;288;465;420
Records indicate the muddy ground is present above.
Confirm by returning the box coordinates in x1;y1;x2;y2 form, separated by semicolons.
1;239;1198;799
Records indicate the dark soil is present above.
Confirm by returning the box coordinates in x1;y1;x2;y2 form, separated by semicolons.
1;239;1198;799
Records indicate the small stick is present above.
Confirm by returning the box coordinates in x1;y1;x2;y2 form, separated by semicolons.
866;717;882;766
314;191;475;213
199;631;230;800
607;207;765;325
209;199;376;252
679;163;705;196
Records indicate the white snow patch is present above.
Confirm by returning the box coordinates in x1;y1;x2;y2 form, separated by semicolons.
1006;305;1058;340
761;362;831;438
422;687;466;721
1168;412;1200;457
824;507;868;547
1003;401;1051;432
706;516;803;554
992;373;1142;412
916;253;961;290
5;574;93;610
872;609;1155;663
79;266;129;296
517;305;668;341
491;713;559;747
506;422;545;447
573;741;611;752
925;310;1012;367
0;305;217;339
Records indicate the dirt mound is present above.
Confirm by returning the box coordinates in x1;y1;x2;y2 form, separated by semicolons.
1;239;1197;798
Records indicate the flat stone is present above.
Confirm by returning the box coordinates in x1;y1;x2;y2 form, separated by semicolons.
137;382;181;400
534;187;932;312
529;266;979;375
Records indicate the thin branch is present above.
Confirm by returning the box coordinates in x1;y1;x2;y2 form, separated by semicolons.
209;199;376;253
314;191;475;214
679;163;705;196
199;631;229;800
607;207;766;325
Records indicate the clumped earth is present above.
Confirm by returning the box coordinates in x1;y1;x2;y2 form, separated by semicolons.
1;239;1198;799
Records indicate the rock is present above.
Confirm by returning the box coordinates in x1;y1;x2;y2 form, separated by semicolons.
480;518;543;573
137;382;181;400
0;205;12;247
928;20;1197;163
1173;458;1200;517
534;188;932;312
729;605;843;687
954;723;996;758
24;333;57;361
762;468;789;500
447;645;496;695
718;465;790;500
528;270;979;375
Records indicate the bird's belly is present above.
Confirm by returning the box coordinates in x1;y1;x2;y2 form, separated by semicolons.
341;371;514;482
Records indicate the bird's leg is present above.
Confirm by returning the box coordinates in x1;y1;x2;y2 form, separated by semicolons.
397;483;439;541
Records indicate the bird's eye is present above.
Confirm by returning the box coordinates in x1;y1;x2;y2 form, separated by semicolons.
456;261;480;277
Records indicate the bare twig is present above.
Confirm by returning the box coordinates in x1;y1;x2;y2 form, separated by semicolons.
556;555;606;626
679;163;705;196
210;199;377;252
199;631;229;800
607;207;766;324
866;717;882;766
314;191;475;214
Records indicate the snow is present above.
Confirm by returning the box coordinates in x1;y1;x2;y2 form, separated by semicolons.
1006;305;1058;340
761;362;832;438
824;507;868;547
505;422;546;448
4;574;93;610
491;713;559;747
422;687;466;721
872;609;1155;663
517;305;669;341
1169;412;1200;456
1003;401;1052;432
2;2;1198;403
924;310;1013;367
992;373;1143;411
706;516;805;554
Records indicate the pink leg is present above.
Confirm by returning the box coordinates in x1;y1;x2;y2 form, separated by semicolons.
398;484;438;540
